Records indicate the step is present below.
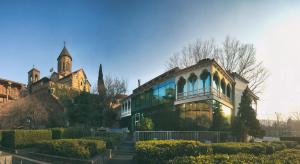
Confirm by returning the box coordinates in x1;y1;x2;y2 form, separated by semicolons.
112;152;135;156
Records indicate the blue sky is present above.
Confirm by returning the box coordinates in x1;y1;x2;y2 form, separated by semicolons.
1;0;300;119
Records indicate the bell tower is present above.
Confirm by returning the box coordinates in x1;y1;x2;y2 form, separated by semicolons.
28;67;40;86
57;42;72;77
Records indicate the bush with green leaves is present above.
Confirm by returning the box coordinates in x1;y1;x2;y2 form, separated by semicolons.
280;136;300;144
37;139;106;159
1;130;52;149
83;135;122;149
169;149;300;164
134;140;293;164
211;142;267;155
271;141;297;149
51;128;91;139
137;117;154;131
135;140;212;164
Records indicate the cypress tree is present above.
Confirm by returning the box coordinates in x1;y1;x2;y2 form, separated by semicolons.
233;89;264;141
97;64;106;97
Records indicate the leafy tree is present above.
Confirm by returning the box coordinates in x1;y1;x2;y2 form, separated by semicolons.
231;117;248;142
67;92;103;127
103;108;118;127
232;89;264;141
211;101;229;131
65;65;127;128
138;117;154;131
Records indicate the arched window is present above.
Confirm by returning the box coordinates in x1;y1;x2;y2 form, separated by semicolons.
35;75;38;81
188;73;197;95
66;63;69;71
213;72;220;91
200;69;211;94
177;77;187;97
62;62;65;71
221;79;226;95
227;84;231;98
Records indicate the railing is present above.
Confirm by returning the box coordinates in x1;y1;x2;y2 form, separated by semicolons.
134;131;233;143
177;87;232;103
121;111;131;117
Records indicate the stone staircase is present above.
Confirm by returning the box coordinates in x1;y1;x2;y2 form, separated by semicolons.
108;137;136;164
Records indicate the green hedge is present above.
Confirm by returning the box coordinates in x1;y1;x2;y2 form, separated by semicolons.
1;130;52;149
37;139;106;159
83;135;122;149
280;137;300;144
51;128;91;139
135;140;292;164
135;140;212;164
51;128;123;149
169;149;300;164
211;142;267;155
271;141;298;149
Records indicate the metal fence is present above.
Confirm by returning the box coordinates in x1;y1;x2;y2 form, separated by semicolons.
134;131;233;143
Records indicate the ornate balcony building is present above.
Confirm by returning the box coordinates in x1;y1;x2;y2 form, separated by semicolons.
120;59;258;131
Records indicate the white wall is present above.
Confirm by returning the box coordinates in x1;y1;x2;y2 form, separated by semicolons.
233;78;248;116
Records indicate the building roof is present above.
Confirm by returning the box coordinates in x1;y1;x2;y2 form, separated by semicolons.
133;67;180;94
229;72;249;84
58;68;91;86
246;87;259;100
0;78;26;87
120;94;133;102
31;77;51;86
28;68;40;73
176;58;235;83
57;46;72;61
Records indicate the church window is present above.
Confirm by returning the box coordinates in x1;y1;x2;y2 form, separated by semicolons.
63;62;65;71
66;63;69;71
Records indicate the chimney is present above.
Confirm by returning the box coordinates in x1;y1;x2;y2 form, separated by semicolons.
138;79;141;87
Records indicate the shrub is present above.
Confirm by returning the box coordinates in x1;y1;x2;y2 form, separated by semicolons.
51;128;91;139
135;140;211;164
83;135;121;149
280;137;300;144
211;142;266;155
169;149;300;164
51;128;65;139
37;139;106;159
137;117;154;131
1;130;52;149
134;140;292;164
272;141;297;149
1;130;15;148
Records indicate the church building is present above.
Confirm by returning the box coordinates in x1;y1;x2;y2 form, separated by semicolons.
28;45;91;93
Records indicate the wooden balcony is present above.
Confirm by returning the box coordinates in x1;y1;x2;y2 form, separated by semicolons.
176;87;232;105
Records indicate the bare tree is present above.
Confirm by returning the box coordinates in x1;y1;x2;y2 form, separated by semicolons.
166;36;269;94
1;101;49;129
104;75;127;108
290;112;300;121
24;104;49;129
